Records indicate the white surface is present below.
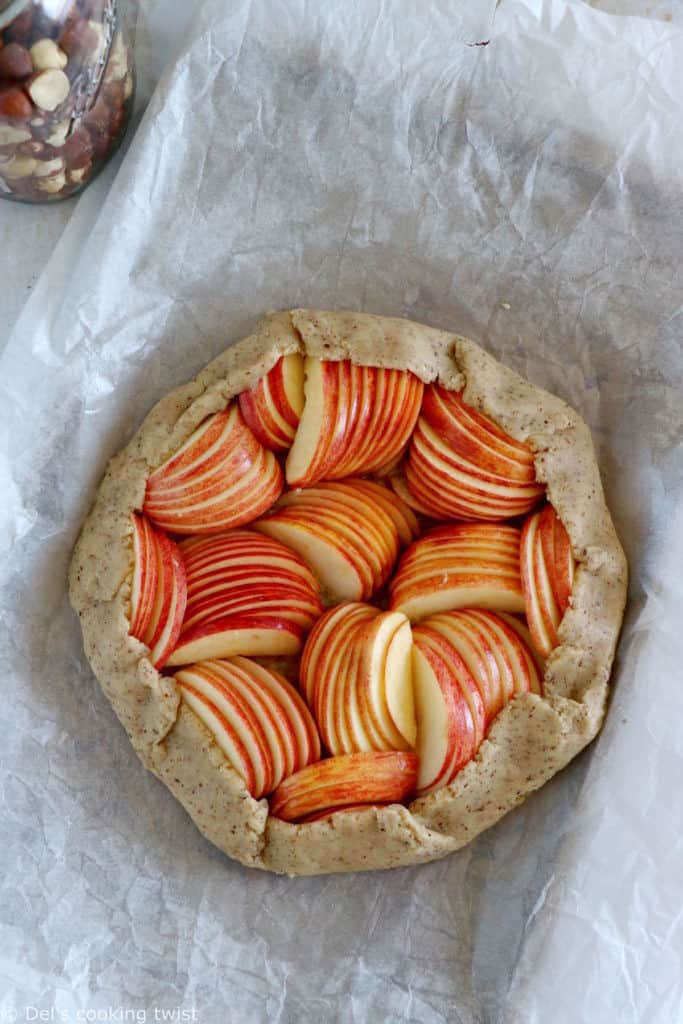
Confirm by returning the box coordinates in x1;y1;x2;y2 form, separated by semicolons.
0;0;680;348
1;1;683;1023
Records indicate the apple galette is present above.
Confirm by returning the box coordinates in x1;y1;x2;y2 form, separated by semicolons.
69;310;627;875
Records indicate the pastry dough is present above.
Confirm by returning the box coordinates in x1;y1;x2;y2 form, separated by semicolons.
68;310;627;875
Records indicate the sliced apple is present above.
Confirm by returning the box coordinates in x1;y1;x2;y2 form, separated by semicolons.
269;751;418;822
344;478;420;545
520;503;575;656
165;530;322;666
286;358;346;486
143;403;283;534
404;385;545;521
329;366;424;479
411;639;477;795
414;626;487;748
238;353;305;451
422;385;539;481
300;602;414;756
383;618;416;747
129;513;158;638
285;358;424;486
412;608;543;795
390;523;524;621
421;609;507;720
307;603;375;752
128;513;187;669
175;657;321;798
254;479;408;602
299;803;388;823
388;467;436;518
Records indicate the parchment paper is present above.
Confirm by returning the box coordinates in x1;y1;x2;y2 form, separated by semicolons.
1;1;682;1021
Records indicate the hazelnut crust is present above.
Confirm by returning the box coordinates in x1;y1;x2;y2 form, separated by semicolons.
68;310;628;876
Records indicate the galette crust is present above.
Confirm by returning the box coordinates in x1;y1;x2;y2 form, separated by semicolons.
68;310;628;875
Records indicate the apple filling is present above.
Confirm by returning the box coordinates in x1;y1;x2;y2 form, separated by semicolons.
128;353;575;821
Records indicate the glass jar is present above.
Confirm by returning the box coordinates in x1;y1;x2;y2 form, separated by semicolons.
0;0;135;202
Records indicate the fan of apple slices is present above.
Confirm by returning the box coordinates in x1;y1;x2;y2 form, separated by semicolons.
125;349;579;826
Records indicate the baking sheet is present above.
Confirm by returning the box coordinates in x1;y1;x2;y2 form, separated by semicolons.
1;0;682;1021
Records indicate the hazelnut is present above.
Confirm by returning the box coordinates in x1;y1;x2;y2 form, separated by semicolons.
0;85;32;119
16;140;46;158
30;38;69;72
63;124;92;167
0;123;31;145
4;10;33;45
103;80;124;109
28;69;70;111
33;155;65;177
0;43;33;80
60;18;100;57
68;162;90;185
45;119;71;146
35;169;66;193
0;155;37;179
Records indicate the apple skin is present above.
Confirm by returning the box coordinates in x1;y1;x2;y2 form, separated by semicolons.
404;384;545;521
253;479;415;603
389;523;525;621
300;803;388;823
411;632;478;794
175;657;321;799
285;358;424;487
520;503;575;656
300;601;415;756
412;608;543;794
166;529;323;666
239;353;305;451
143;403;283;534
269;751;418;822
128;513;187;669
129;512;158;639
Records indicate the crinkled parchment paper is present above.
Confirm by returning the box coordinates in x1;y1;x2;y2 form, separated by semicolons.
1;1;682;1021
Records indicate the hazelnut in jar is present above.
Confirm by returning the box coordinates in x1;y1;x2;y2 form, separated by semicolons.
0;0;135;202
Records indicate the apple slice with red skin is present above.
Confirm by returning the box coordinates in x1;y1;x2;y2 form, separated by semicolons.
343;478;420;545
269;751;418;822
328;366;424;479
520;503;575;656
389;523;524;621
406;418;544;521
238;353;305;451
411;637;478;795
388;467;436;518
300;803;388;823
254;479;408;602
144;403;283;534
412;609;543;794
285;358;424;486
286;358;347;486
175;657;320;798
301;602;415;755
305;603;375;752
129;513;187;669
422;386;539;481
165;530;323;666
404;385;545;521
129;513;159;638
